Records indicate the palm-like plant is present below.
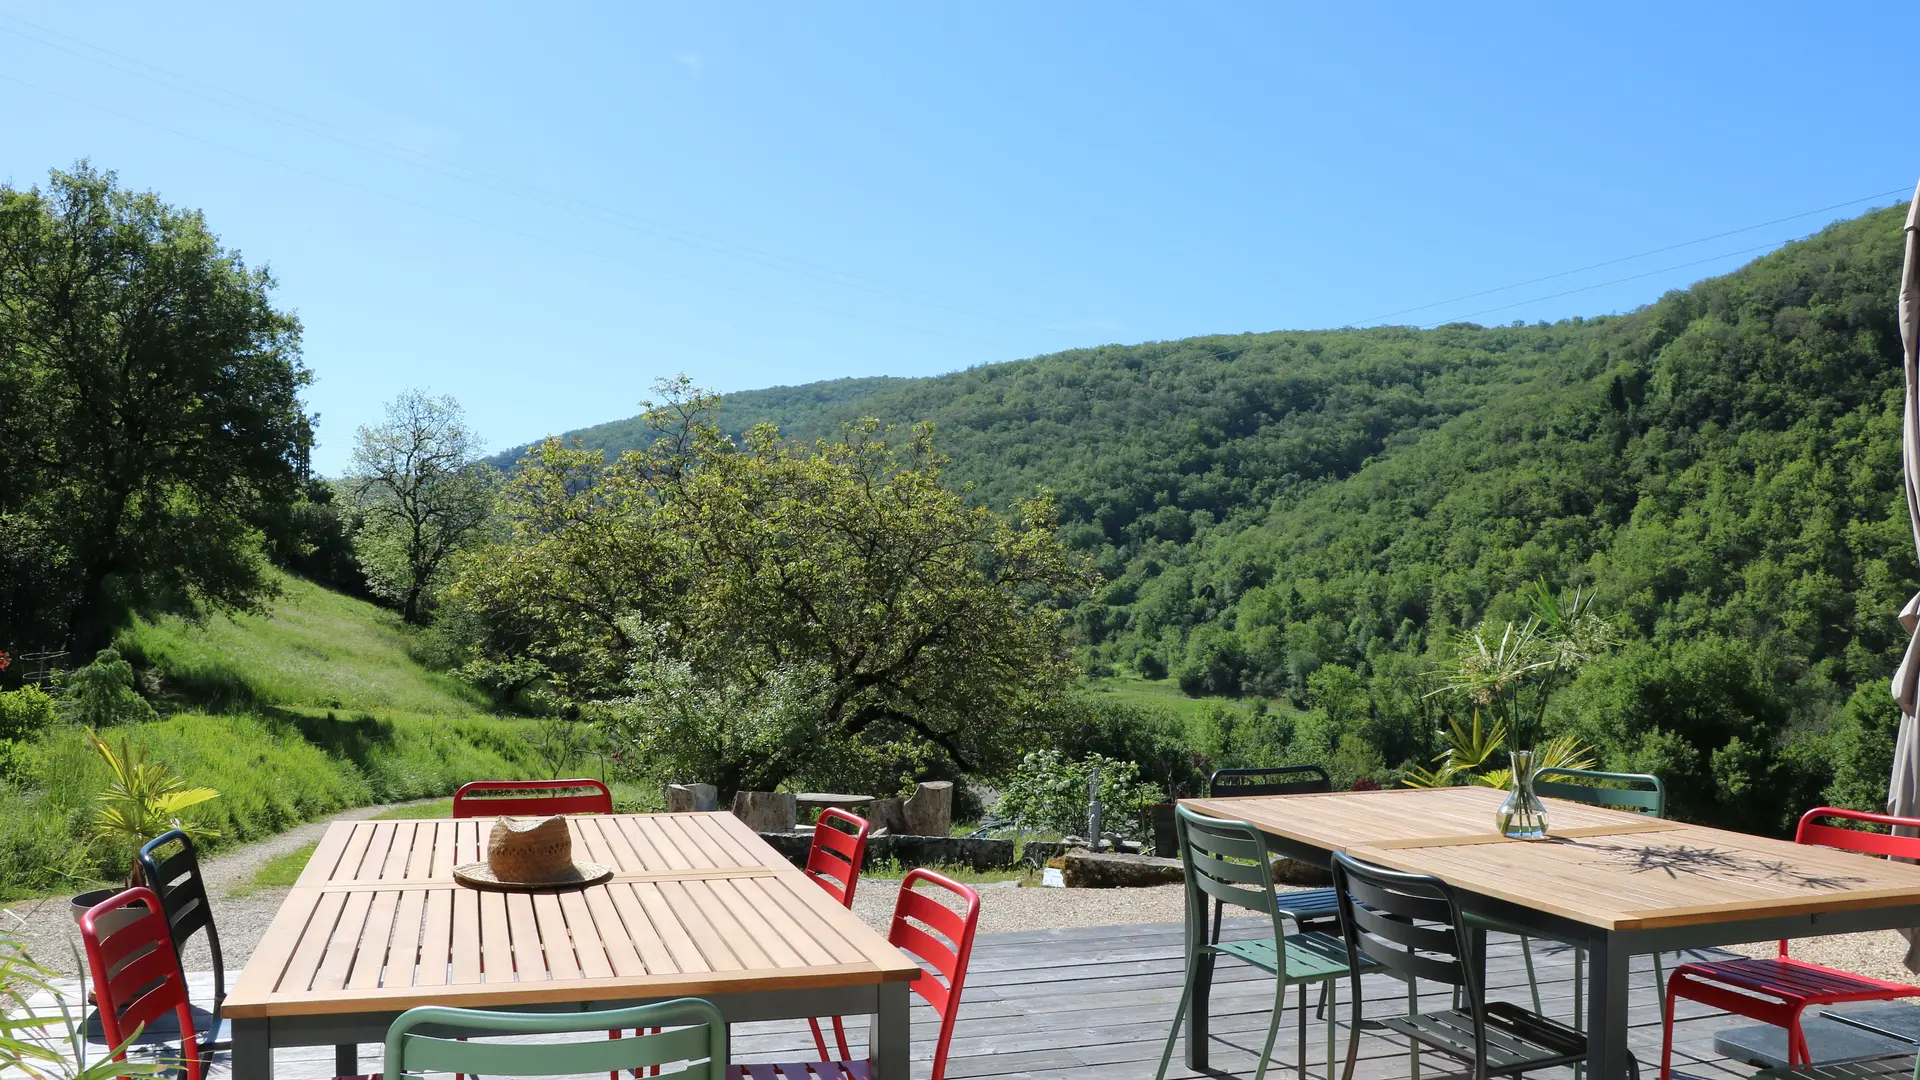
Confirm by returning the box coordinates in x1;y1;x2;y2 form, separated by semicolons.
1404;581;1614;788
89;734;219;885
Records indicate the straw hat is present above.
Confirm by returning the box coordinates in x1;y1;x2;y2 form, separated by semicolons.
453;816;612;892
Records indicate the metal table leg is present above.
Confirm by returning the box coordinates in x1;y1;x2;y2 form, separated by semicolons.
336;1043;357;1076
872;981;910;1080
1587;933;1632;1080
232;1017;271;1080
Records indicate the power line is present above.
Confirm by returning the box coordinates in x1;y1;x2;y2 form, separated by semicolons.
0;14;1079;335
1353;187;1909;327
0;72;1018;351
1418;231;1825;328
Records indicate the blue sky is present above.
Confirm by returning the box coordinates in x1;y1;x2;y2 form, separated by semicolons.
3;3;1915;474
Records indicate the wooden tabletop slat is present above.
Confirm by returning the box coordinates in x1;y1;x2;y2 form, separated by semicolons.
632;816;695;872
1185;787;1920;933
659;878;746;971
449;888;481;985
346;889;401;990
559;889;612;979
310;890;373;992
416;888;451;988
228;811;919;1019
617;881;697;975
581;886;644;977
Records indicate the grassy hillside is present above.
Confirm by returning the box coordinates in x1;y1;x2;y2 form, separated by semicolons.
118;573;489;715
0;574;561;899
487;201;1918;832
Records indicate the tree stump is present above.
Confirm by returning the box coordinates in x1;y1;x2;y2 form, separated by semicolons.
666;783;718;812
903;781;953;837
869;797;909;835
731;790;797;832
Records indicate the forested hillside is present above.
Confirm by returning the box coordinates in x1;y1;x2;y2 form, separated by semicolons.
502;204;1917;833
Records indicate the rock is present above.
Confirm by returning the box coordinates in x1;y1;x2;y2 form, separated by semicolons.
869;797;908;835
732;791;797;832
1062;851;1185;889
665;783;718;812
903;781;953;837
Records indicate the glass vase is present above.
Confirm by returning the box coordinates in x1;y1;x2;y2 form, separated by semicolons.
1495;749;1549;839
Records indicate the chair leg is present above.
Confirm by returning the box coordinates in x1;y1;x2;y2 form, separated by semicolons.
1408;978;1421;1080
1316;980;1331;1020
1659;979;1680;1080
1254;975;1288;1080
1652;952;1667;1025
1153;955;1203;1080
1324;978;1337;1080
808;1018;832;1061
1342;978;1367;1080
1297;981;1309;1080
1519;935;1542;1013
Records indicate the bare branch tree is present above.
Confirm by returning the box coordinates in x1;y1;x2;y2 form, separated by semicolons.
348;390;495;623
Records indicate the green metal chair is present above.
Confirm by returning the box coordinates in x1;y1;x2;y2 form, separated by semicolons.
381;998;728;1080
1153;804;1381;1080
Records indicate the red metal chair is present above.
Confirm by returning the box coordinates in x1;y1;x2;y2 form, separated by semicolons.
803;808;872;1059
82;887;206;1080
1659;807;1920;1079
451;778;613;818
730;868;982;1080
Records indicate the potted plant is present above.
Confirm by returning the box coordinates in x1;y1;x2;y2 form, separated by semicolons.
69;734;219;929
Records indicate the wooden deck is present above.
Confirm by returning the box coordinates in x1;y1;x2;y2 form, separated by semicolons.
33;918;1768;1080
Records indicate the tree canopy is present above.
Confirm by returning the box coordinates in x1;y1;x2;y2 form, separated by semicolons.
0;163;312;652
455;380;1094;796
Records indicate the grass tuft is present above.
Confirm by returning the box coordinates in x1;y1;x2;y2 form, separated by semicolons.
231;841;319;898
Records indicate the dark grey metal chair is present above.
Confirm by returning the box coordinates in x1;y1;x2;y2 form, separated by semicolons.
1332;849;1634;1080
1206;765;1339;937
137;829;229;1056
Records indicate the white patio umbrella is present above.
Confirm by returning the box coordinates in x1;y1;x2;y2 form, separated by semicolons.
1888;177;1920;972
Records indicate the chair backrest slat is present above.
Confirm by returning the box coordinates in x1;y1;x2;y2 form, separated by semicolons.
887;869;981;1080
451;778;614;818
1208;765;1333;798
386;999;726;1080
1533;768;1665;817
805;808;870;907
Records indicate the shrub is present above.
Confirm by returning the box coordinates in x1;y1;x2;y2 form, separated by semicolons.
995;750;1164;841
59;648;156;727
0;687;55;742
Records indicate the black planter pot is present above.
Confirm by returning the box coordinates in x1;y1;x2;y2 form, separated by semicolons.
1149;802;1178;858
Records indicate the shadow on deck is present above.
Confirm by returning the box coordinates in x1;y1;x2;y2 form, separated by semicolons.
31;920;1768;1080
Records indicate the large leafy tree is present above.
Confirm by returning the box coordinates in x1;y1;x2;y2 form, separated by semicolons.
455;378;1095;795
0;163;312;651
348;390;495;623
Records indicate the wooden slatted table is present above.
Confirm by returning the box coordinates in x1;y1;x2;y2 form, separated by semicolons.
1181;787;1920;1080
226;812;920;1080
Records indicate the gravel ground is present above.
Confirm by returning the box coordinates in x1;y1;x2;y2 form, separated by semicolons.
1;799;439;975
15;813;1920;988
